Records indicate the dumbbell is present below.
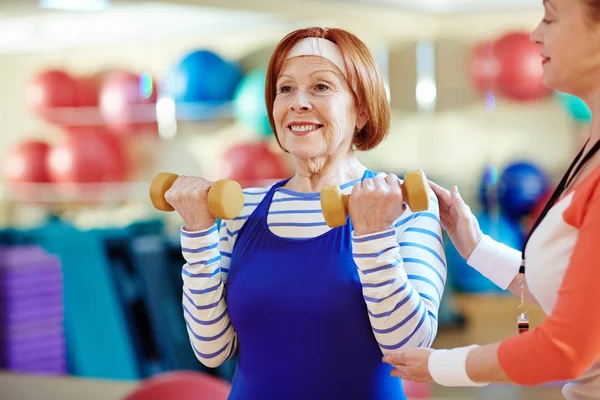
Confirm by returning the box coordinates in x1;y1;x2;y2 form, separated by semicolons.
320;170;430;228
149;172;244;220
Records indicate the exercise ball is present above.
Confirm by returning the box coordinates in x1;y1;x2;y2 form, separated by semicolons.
556;91;591;124
468;41;498;96
3;139;51;183
25;69;78;122
493;32;551;102
163;50;242;103
402;381;432;399
497;161;550;220
222;141;290;188
124;371;230;400
99;70;159;135
75;72;107;107
478;164;499;211
47;128;127;183
446;211;523;293
233;69;272;137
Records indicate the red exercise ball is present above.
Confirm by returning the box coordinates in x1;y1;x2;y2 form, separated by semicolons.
99;70;159;135
468;41;499;96
222;141;290;188
124;371;230;400
493;32;551;102
3;139;51;183
47;127;128;183
25;69;78;123
402;381;432;399
75;72;107;107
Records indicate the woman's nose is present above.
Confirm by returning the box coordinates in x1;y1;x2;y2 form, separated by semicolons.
290;91;312;113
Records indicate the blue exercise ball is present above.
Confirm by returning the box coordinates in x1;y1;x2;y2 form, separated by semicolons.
233;69;272;137
556;91;591;124
163;50;242;103
478;164;499;211
496;161;549;220
445;210;524;293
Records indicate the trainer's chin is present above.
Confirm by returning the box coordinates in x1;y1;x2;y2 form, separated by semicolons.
541;66;560;91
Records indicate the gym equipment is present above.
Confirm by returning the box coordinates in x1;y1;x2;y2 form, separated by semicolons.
320;170;430;228
496;161;549;220
0;245;67;375
162;50;242;103
46;128;128;183
492;32;551;102
477;164;498;211
99;70;159;135
149;172;244;220
74;72;107;107
124;371;231;400
468;41;497;96
556;91;592;124
233;69;272;137
24;219;142;379
25;69;78;122
401;381;432;399
3;139;51;184
222;141;290;188
445;211;523;293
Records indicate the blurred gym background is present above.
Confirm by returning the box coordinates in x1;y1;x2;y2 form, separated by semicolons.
0;0;587;399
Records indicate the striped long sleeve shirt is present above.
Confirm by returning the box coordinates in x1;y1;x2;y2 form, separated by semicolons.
180;176;446;368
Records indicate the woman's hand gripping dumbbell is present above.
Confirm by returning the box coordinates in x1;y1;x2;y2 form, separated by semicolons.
320;170;430;232
149;172;244;231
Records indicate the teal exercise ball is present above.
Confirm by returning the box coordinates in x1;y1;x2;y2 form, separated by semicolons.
556;91;591;123
233;69;272;137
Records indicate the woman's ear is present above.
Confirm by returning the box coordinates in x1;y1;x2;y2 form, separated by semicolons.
356;109;367;131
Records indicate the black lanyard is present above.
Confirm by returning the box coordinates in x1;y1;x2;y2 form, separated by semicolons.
520;137;600;273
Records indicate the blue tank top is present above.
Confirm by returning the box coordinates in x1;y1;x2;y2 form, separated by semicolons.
225;169;406;400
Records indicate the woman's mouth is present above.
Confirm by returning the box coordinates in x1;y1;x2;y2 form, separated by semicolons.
287;123;324;136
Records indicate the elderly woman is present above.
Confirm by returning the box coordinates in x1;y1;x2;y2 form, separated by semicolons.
165;27;445;399
384;0;600;398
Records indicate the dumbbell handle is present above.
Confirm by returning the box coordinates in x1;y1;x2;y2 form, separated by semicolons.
321;170;429;228
149;172;244;220
338;185;411;213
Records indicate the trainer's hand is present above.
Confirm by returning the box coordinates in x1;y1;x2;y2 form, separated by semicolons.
383;348;435;383
429;181;482;259
164;175;216;231
349;174;407;236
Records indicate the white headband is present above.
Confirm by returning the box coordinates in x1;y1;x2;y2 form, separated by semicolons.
285;37;347;76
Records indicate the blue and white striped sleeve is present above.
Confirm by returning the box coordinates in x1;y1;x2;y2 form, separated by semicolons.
352;189;446;354
180;221;237;368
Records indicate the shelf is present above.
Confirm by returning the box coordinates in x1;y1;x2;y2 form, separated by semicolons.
0;178;286;205
37;99;234;126
0;181;152;205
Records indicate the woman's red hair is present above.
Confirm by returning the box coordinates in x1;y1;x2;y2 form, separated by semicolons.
586;0;600;21
265;27;390;151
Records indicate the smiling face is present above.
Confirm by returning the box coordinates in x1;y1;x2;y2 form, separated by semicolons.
271;56;365;162
530;0;600;97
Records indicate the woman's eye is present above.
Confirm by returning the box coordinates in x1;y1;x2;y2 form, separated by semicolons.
315;83;330;91
279;85;292;93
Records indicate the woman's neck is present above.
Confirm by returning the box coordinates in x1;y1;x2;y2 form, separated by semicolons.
284;152;366;193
